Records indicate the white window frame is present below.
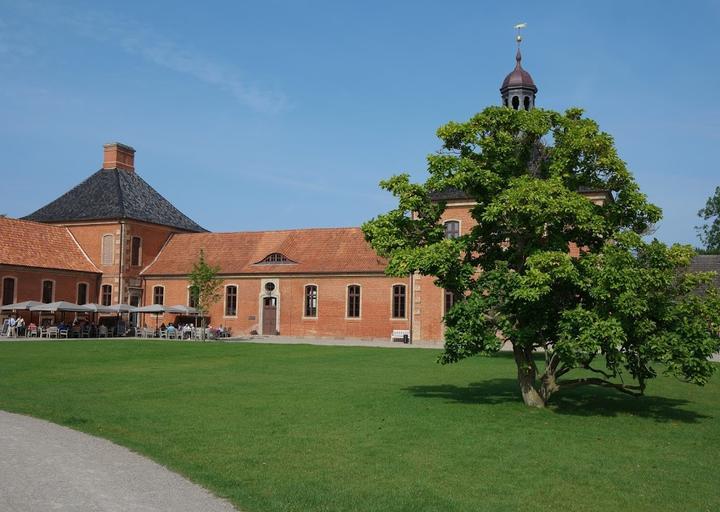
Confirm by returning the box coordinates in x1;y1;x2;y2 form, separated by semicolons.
1;276;18;305
40;279;56;304
302;284;319;319
152;285;165;305
224;284;238;318
101;234;115;265
390;283;407;320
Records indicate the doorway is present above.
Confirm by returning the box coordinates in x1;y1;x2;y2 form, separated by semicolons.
262;296;277;335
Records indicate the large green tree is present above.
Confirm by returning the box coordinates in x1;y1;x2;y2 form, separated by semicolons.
363;107;720;407
188;249;222;341
697;185;720;253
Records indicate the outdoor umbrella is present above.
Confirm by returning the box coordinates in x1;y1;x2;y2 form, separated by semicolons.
0;300;42;311
82;303;113;314
133;304;166;330
30;301;91;313
106;304;135;313
167;305;199;315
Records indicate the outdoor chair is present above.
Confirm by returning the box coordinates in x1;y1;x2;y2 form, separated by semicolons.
46;327;59;339
159;329;167;339
26;326;38;338
98;326;108;338
59;328;69;339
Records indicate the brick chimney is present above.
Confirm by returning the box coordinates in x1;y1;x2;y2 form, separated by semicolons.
103;142;136;172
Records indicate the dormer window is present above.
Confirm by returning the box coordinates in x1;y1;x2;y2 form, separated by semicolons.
256;253;296;265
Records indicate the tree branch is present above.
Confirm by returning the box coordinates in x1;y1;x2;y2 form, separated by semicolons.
583;364;615;380
560;377;644;397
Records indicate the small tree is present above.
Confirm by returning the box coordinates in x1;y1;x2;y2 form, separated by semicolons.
697;186;720;253
188;249;222;341
363;106;720;407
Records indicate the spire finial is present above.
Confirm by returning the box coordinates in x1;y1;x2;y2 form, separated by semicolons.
513;23;526;67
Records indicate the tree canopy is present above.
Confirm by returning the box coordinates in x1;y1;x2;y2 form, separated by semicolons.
363;106;720;407
188;249;222;341
697;185;720;253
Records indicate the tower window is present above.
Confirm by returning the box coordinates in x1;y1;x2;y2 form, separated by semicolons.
444;221;460;239
504;98;508;107
524;96;530;110
131;236;142;266
102;234;114;265
512;96;519;110
101;285;112;306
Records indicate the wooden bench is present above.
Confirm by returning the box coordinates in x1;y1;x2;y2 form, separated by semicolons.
391;329;411;343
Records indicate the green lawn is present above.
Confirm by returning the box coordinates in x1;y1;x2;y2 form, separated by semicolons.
0;340;717;512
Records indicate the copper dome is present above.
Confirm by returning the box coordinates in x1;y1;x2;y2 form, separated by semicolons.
500;49;537;93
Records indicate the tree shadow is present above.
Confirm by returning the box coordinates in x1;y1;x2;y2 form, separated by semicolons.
404;378;710;423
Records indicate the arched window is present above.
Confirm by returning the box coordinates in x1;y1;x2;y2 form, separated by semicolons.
347;285;361;318
524;96;531;110
101;285;112;306
153;286;164;305
2;277;16;306
131;236;142;266
77;283;88;305
444;220;460;239
102;234;114;265
392;284;406;319
304;285;318;317
41;280;54;304
225;285;237;316
512;96;519;110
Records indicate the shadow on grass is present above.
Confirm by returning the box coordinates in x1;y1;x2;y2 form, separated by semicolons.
405;378;710;423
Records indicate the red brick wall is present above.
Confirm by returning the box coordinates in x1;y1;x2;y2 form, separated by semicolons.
0;264;100;322
142;275;412;340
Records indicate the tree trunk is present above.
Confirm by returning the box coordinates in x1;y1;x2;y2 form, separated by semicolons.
513;345;546;408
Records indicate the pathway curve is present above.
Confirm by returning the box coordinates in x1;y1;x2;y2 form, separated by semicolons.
0;411;238;512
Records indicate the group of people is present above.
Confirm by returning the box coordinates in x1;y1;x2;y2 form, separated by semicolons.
1;315;27;337
155;323;232;340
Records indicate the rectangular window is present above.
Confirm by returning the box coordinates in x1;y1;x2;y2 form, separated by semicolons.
225;286;237;316
101;285;112;306
102;234;114;265
131;236;142;266
188;286;198;308
42;280;54;304
304;285;317;317
392;284;406;319
153;286;164;305
347;285;360;318
444;289;456;316
2;277;15;306
77;283;88;305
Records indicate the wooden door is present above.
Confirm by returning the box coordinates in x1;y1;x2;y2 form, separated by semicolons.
262;297;277;335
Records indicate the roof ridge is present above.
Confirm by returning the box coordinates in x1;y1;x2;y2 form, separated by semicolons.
64;227;101;273
114;169;126;218
172;226;363;237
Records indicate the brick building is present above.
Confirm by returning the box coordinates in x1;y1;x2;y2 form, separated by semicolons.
0;44;629;342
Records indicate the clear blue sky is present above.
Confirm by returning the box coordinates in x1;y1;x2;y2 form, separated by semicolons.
1;0;718;245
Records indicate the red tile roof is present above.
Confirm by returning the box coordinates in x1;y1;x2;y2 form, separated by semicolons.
142;227;387;276
0;217;100;273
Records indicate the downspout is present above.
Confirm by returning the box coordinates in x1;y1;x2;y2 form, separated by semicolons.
118;221;125;305
409;271;414;344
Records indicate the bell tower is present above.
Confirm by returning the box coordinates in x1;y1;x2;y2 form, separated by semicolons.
500;24;538;110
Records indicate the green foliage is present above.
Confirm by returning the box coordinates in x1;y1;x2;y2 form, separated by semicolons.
697;185;720;252
363;106;720;405
188;249;222;339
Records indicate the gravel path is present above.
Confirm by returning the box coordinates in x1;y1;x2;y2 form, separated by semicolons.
0;411;238;512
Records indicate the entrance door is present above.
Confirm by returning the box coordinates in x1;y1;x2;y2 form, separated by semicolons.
262;297;277;335
129;292;142;327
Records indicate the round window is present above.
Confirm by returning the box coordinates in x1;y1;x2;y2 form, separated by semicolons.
264;282;276;292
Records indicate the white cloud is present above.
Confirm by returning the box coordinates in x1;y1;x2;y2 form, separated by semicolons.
4;2;287;113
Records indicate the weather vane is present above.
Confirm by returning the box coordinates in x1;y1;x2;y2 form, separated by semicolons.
514;22;527;46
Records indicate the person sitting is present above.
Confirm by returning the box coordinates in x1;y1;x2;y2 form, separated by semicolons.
166;323;177;339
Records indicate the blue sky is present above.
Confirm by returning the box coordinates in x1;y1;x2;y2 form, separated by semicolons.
1;0;718;245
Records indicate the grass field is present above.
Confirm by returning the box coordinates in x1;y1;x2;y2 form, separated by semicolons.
0;340;717;512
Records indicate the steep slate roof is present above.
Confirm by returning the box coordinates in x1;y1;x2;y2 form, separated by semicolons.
0;217;100;273
142;227;387;276
23;168;206;232
688;255;720;289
